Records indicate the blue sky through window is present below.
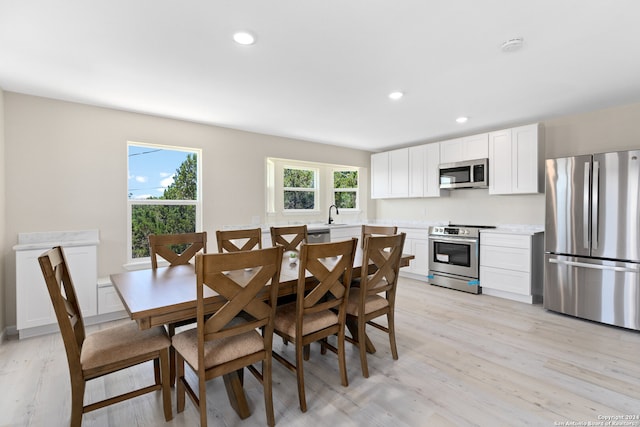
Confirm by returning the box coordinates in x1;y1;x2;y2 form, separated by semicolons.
127;144;192;199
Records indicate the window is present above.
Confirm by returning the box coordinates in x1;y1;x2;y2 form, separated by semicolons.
266;157;361;218
127;142;202;261
283;166;318;211
333;169;359;210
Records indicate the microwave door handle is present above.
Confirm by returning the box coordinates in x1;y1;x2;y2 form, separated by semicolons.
591;160;599;250
583;162;590;250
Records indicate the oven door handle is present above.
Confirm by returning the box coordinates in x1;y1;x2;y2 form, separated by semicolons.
429;236;478;244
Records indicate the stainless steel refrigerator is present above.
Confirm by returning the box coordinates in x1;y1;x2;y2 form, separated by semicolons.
544;150;640;330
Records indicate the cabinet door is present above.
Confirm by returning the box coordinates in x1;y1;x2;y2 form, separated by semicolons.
371;152;389;199
511;124;541;194
65;246;98;318
409;144;445;198
16;245;97;331
424;143;445;197
389;148;409;197
439;138;463;164
410;238;430;276
488;129;513;195
462;133;489;160
408;145;426;197
16;249;56;330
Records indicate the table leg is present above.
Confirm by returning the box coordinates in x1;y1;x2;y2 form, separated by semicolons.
345;317;376;354
222;369;250;419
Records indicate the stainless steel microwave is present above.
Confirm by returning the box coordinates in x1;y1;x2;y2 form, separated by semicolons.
439;159;489;189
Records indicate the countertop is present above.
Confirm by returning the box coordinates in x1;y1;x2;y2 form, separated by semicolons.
13;229;100;251
481;225;544;236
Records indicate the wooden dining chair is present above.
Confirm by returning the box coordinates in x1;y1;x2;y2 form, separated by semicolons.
38;246;172;426
148;231;207;269
345;233;406;378
172;246;283;427
360;224;398;248
272;238;358;412
149;231;207;383
216;228;262;253
270;225;308;252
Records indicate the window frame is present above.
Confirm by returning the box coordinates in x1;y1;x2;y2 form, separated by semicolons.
282;164;320;213
331;167;359;211
126;141;203;266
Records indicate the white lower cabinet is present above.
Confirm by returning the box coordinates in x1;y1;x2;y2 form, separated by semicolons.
479;231;544;304
398;227;429;280
97;279;125;314
15;231;100;338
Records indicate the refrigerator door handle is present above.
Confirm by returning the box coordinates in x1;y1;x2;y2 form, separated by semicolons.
591;160;599;250
583;162;590;249
548;257;639;273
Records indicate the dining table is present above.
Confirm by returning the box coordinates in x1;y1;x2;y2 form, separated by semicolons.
110;247;414;419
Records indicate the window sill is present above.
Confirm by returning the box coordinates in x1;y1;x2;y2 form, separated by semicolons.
122;260;170;271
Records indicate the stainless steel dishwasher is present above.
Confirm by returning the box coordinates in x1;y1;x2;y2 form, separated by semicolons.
307;228;330;243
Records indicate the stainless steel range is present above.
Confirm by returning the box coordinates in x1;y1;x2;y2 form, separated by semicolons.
427;224;495;294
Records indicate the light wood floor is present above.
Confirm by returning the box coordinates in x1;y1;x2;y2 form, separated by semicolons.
1;277;639;427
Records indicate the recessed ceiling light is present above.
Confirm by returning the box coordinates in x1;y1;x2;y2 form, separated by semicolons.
501;37;524;52
233;31;256;45
388;91;404;100
456;116;469;123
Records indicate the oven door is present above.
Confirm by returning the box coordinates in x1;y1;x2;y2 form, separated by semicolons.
429;236;479;278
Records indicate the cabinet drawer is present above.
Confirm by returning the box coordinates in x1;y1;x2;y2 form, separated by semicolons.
481;233;530;249
481;245;530;272
480;266;530;295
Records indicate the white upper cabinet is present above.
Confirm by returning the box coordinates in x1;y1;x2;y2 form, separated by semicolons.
371;148;409;199
409;143;447;198
439;133;489;164
371;151;390;199
489;123;543;195
389;148;409;197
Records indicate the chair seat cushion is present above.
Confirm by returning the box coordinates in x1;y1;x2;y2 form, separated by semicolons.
346;289;389;316
81;322;170;371
172;325;264;370
274;302;338;337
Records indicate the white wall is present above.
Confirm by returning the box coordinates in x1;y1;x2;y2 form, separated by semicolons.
2;92;372;327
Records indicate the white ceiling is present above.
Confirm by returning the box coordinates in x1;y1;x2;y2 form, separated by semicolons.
2;1;640;152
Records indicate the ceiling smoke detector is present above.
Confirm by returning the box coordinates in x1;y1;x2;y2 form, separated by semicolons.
500;38;524;52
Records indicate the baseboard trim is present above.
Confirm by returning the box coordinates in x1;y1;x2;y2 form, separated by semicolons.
1;325;18;344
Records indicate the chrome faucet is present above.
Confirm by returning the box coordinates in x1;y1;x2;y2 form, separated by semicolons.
328;204;339;224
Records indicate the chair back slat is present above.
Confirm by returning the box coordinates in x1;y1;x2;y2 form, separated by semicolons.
216;228;262;253
38;247;85;376
361;233;406;298
149;232;207;269
297;239;357;320
270;225;308;252
196;247;283;348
